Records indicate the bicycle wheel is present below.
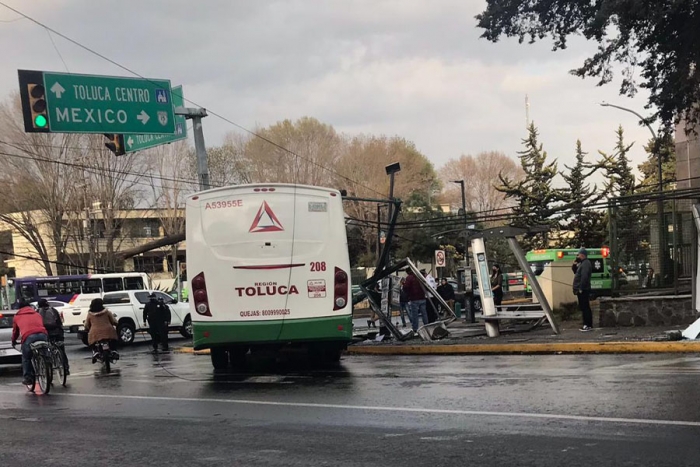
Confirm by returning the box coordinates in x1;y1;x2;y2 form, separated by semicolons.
36;355;52;394
54;348;67;387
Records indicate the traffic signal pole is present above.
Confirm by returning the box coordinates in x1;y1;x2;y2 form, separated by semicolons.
175;106;210;191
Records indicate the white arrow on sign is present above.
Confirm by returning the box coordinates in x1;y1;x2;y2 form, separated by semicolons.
127;136;134;149
136;110;150;125
50;82;66;98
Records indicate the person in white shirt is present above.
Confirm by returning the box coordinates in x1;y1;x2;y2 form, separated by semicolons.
421;269;439;323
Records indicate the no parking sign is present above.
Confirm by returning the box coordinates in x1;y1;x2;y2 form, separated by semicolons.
435;250;446;268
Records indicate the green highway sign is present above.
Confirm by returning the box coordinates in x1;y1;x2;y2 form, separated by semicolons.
18;69;176;134
123;85;187;153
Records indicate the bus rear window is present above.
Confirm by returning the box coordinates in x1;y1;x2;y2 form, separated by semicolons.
124;277;145;290
103;278;124;293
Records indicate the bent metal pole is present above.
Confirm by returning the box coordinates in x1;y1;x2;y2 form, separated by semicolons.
471;237;499;338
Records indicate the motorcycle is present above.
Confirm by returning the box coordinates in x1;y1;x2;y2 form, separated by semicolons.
92;340;119;372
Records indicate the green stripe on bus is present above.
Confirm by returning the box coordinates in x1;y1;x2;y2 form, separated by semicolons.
192;315;353;349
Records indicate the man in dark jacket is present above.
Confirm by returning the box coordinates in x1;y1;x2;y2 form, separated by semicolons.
37;299;69;375
573;248;594;331
437;279;455;314
143;294;171;351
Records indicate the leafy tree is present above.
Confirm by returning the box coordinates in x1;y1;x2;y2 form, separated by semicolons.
497;123;563;249
476;1;700;128
560;140;606;248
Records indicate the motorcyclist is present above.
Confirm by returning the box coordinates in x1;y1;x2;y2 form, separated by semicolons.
37;298;70;375
143;293;171;352
84;298;119;362
10;300;48;386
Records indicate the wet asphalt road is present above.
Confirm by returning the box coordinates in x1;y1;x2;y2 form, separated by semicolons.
1;334;700;466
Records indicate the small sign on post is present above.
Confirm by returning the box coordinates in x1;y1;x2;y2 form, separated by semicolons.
435;249;446;268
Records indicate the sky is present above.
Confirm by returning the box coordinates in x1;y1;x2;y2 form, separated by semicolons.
0;0;655;186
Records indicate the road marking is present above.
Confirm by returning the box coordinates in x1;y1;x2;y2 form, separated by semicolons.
0;390;699;428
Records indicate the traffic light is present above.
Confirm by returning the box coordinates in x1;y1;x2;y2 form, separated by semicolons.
103;133;125;156
18;70;50;133
28;84;48;129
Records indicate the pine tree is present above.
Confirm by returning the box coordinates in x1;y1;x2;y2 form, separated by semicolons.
638;132;676;193
600;126;644;268
560;140;606;248
498;123;562;249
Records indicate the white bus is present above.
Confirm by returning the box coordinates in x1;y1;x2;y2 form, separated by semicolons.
186;184;352;369
13;272;151;332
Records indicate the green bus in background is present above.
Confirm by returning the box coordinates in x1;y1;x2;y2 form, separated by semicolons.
525;248;613;299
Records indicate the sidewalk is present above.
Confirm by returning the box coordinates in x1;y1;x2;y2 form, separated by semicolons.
347;320;700;355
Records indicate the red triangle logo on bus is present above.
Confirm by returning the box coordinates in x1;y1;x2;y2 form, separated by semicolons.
249;201;284;233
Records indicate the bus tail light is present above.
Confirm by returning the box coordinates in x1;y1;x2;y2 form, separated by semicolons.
334;267;348;310
192;272;211;317
601;247;610;258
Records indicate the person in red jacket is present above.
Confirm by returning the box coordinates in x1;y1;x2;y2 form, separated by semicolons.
11;300;49;385
404;269;429;332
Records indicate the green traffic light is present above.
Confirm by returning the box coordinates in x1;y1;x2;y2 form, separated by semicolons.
34;115;47;128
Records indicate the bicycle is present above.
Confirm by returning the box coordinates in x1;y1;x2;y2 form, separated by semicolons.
24;340;53;394
48;339;68;387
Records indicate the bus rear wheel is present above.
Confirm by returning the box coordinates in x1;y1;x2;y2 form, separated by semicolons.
210;348;228;370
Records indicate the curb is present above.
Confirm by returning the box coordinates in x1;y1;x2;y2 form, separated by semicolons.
346;341;700;355
173;347;210;355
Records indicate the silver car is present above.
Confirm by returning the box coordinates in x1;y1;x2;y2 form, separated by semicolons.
0;310;21;364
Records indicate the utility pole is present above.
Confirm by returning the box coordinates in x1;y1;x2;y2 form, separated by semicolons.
453;180;468;268
176;107;210;191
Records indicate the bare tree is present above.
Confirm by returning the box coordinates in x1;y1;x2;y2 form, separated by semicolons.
146;140;194;275
241;117;342;186
0;94;83;275
439;151;523;217
336;135;439;260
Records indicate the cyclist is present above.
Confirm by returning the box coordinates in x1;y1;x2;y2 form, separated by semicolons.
84;298;119;360
37;299;70;375
10;300;48;386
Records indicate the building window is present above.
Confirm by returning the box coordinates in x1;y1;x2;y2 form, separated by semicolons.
134;255;165;273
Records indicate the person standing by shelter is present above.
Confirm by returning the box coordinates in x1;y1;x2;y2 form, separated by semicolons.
573;248;594;331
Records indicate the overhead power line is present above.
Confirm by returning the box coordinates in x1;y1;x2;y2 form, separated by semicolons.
0;2;387;199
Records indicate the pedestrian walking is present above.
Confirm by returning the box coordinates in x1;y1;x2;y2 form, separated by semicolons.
573;248;594;331
143;293;171;351
490;264;504;311
404;269;428;332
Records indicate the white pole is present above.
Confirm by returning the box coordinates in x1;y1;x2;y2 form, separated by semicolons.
471;237;499;337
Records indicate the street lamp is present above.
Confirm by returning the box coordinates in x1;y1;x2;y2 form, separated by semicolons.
599;102;661;192
453;180;468;268
599;102;666;285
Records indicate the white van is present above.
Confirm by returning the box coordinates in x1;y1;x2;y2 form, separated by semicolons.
186;184;352;368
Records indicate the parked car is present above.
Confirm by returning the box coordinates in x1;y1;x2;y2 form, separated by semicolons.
30;300;69;310
0;310;21;365
77;290;192;346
